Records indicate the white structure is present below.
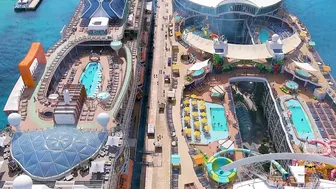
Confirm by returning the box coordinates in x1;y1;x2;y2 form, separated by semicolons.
13;175;33;189
185;0;281;8
294;61;318;72
89;161;105;174
97;91;110;103
106;136;122;147
4;58;39;114
8;113;21;132
266;34;285;60
289;166;305;186
63;89;71;105
147;124;155;135
0;136;7;147
213;38;227;58
97;112;110;131
88;17;109;32
110;41;122;55
184;32;301;60
188;59;210;71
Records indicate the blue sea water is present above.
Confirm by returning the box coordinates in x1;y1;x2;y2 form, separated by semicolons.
0;0;336;128
0;0;79;127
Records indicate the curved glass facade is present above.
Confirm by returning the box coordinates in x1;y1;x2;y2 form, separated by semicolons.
174;0;281;16
174;0;282;44
11;127;107;180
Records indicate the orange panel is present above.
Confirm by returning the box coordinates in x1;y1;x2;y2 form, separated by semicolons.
138;66;145;86
18;42;46;88
117;160;134;189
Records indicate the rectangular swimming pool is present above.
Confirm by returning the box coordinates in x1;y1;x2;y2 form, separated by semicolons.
285;99;314;139
79;62;102;97
210;108;228;131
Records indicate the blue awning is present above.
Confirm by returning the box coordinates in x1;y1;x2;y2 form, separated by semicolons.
171;154;180;165
82;0;100;19
308;41;316;46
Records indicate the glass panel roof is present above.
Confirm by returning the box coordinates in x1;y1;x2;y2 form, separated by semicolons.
82;0;100;19
11;126;107;180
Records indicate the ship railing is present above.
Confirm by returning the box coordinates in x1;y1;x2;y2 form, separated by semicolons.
105;39;141;189
106;70;138;189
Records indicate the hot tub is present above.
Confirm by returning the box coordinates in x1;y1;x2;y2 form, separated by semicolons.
192;68;205;77
295;69;312;79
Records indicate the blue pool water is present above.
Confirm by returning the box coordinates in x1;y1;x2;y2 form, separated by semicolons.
79;62;102;97
0;0;78;127
259;28;270;43
1;0;336;128
209;108;228;131
296;69;312;78
285;81;299;90
192;68;205;77
285;99;314;139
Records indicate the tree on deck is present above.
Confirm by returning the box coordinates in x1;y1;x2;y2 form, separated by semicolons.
213;54;223;73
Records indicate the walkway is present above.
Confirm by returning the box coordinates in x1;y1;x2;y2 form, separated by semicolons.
184;32;301;60
144;0;173;188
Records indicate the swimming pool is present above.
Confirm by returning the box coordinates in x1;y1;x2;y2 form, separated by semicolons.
285;99;314;139
79;62;102;97
210;107;228;131
285;81;299;90
295;69;312;78
259;28;270;43
192;69;205;77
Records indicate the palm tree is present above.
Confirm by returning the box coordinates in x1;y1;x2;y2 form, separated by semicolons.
213;54;223;73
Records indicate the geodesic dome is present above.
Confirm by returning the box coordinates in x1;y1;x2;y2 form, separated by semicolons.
11;127;107;180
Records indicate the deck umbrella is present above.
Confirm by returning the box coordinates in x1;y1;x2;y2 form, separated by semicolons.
204;125;211;131
194;131;201;137
199;105;206;110
194;121;200;127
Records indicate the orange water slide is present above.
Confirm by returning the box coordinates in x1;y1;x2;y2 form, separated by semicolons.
18;42;46;88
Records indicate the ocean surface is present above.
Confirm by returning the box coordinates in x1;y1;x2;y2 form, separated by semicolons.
0;0;335;127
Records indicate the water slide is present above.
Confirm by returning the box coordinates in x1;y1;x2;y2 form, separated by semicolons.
271;160;289;179
210;33;219;39
206;148;289;184
308;139;331;156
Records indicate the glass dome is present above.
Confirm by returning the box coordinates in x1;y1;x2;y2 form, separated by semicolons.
11;126;107;180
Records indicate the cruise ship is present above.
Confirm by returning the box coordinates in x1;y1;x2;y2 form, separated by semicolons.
141;0;336;189
2;0;150;188
3;0;336;188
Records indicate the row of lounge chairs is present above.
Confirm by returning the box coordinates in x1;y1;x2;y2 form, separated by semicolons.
104;56;120;109
167;103;179;189
80;105;97;121
306;102;336;139
20;99;28;120
187;148;212;188
67;68;77;84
